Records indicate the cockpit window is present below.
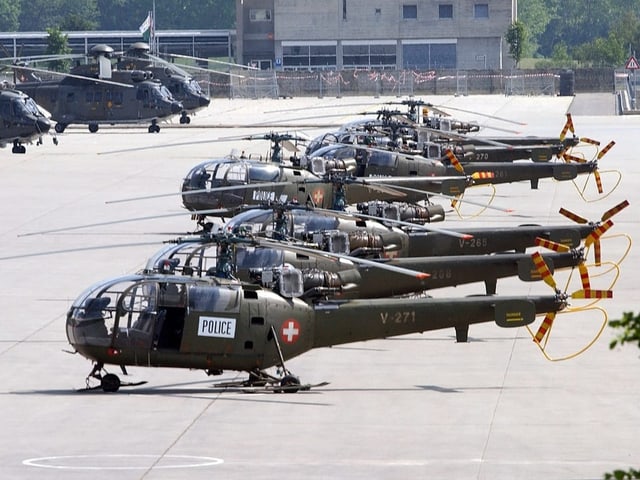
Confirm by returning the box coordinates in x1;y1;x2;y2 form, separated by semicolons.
225;208;274;232
368;150;396;167
155;85;173;100
188;285;240;312
118;282;157;330
21;97;43;116
248;164;280;182
212;162;247;184
235;247;284;268
313;145;356;160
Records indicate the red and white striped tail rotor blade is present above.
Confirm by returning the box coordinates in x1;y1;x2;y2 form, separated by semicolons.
571;289;613;300
559;207;588;224
534;312;556;344
601;199;629;221
532;251;557;290
596;140;615;160
535;236;570;253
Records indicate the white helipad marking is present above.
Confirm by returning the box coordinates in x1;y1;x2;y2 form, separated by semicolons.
23;454;224;470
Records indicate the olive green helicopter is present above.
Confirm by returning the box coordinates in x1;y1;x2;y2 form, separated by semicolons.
66;229;611;393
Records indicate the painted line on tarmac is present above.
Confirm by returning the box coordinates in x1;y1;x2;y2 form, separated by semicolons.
23;454;224;470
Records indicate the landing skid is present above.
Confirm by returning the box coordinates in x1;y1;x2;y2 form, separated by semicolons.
212;372;329;394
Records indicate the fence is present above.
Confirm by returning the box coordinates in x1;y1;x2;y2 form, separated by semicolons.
203;68;615;99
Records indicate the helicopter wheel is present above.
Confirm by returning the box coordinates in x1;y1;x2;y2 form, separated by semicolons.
88;123;99;133
100;373;121;392
277;375;301;393
148;123;161;133
179;113;191;124
53;137;59;146
11;142;26;154
54;123;66;134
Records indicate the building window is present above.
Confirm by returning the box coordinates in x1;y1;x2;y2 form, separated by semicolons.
403;5;417;19
439;4;453;19
282;43;337;70
344;43;397;69
474;4;489;18
249;9;272;21
403;42;456;69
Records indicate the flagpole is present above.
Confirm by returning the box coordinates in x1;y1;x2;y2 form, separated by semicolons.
152;0;157;54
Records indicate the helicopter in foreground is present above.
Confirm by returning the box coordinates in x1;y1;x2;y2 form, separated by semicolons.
14;44;183;134
67;266;578;392
0;85;53;153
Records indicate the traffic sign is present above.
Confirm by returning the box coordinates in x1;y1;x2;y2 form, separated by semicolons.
625;56;639;70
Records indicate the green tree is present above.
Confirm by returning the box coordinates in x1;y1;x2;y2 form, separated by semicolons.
517;0;554;57
574;33;625;67
0;0;21;31
45;27;71;72
95;0;235;30
603;311;640;479
506;21;526;67
18;0;98;31
609;311;640;350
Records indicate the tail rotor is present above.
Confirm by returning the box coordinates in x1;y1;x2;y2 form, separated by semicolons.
526;239;614;361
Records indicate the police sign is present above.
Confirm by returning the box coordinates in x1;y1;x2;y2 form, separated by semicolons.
198;316;236;338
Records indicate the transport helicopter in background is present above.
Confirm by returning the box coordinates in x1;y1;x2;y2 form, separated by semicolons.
115;42;210;125
0;84;53;153
13;44;183;134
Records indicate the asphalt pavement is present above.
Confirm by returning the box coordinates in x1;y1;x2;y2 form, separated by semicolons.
0;93;637;480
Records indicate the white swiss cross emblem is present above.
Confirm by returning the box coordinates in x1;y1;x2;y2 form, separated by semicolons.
281;319;301;344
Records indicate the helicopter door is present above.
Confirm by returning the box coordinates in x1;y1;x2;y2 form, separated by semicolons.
153;283;186;350
136;87;151;109
243;291;268;363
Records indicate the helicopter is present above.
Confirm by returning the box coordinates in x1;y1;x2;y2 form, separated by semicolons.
179;155;473;215
0;84;53;153
219;200;629;267
13;44;183;134
115;42;210;125
144;227;589;299
66;261;583;392
305;141;602;192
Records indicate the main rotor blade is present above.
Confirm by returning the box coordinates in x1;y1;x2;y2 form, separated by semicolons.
261;239;430;280
18;209;228;236
149;57;246;78
0;241;162;261
421;102;527;126
11;64;134;88
316;207;473;239
163;52;259;70
106;182;293;204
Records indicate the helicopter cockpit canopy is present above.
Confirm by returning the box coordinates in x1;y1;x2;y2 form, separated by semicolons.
17;95;45;117
66;274;242;354
225;207;341;238
183;159;281;190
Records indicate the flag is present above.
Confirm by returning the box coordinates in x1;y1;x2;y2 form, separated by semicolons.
139;12;152;35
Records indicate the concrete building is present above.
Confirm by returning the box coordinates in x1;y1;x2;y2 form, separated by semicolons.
236;0;516;70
